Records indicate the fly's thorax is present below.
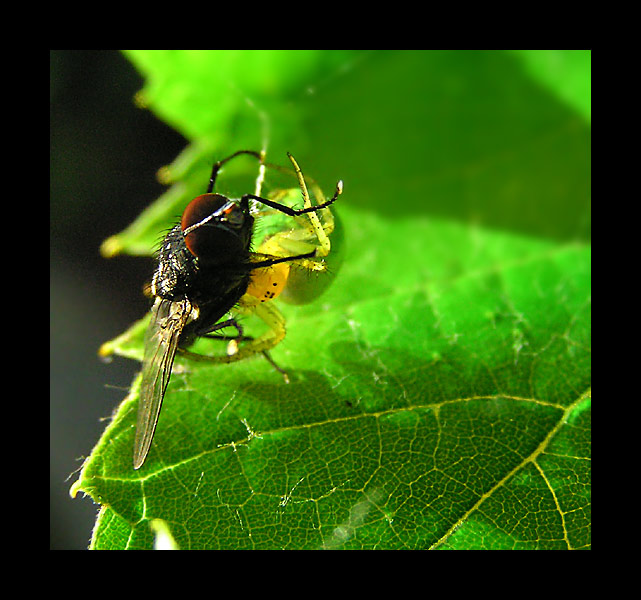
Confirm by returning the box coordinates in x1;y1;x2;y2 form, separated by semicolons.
151;225;198;300
150;212;255;304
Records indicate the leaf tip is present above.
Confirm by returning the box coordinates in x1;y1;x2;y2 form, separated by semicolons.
100;235;123;258
69;479;82;499
98;341;114;360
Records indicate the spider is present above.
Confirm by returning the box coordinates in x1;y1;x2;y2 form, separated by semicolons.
134;150;343;469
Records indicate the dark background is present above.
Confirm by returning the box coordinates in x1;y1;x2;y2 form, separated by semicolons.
50;50;186;549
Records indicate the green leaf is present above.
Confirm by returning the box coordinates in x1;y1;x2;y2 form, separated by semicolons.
511;50;591;123
73;50;590;549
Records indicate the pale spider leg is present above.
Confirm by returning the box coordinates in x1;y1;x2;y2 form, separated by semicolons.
178;301;286;365
287;152;331;258
255;157;340;273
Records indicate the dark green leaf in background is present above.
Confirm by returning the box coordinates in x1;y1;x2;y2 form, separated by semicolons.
72;50;590;550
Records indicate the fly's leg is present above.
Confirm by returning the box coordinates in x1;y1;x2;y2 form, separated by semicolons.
206;150;264;194
177;300;290;381
207;151;340;270
198;317;255;344
240;152;342;222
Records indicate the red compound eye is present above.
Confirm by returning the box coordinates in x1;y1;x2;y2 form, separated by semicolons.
180;193;247;262
181;194;227;235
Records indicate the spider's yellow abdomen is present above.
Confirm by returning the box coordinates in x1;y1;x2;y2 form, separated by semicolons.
246;262;291;303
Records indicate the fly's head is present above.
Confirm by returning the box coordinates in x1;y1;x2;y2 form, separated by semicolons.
181;193;253;266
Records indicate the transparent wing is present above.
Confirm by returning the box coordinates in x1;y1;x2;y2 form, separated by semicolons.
133;297;192;470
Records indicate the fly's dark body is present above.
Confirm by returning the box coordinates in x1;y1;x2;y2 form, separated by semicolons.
150;195;254;348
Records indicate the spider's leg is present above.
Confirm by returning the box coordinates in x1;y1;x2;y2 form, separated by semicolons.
177;300;289;381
